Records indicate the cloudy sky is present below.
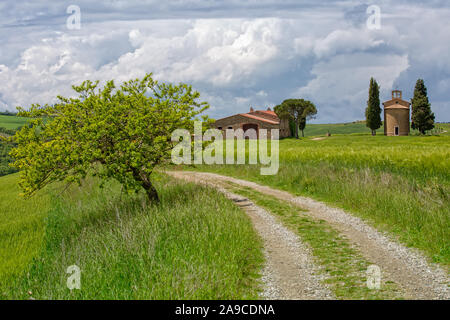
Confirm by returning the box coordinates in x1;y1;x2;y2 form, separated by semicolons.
0;0;449;123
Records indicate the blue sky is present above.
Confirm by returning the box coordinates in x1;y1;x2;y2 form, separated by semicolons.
0;0;449;123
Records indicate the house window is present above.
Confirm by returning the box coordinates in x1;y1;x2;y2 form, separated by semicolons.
218;127;222;130
394;126;399;136
228;126;233;129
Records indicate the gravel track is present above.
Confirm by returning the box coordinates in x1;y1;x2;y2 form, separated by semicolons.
170;172;334;299
169;171;449;300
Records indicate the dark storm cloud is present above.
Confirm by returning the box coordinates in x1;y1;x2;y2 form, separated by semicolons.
0;1;448;122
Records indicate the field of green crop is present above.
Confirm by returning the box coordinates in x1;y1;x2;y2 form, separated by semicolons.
304;122;383;136
0;173;263;299
0;115;29;130
304;122;450;137
1;114;448;299
193;134;450;265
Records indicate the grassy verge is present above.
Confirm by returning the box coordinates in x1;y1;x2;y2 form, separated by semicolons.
1;174;263;299
191;135;450;265
0;173;51;286
223;181;401;300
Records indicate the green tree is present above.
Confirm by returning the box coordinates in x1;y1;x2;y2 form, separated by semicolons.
411;79;435;134
274;99;317;138
9;73;209;202
365;77;382;136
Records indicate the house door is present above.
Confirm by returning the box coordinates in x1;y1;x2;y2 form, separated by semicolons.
242;123;258;138
394;126;399;136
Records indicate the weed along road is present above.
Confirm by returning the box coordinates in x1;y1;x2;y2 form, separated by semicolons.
168;171;449;300
205;184;333;299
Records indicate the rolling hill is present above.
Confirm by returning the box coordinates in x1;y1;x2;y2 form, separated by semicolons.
0;115;29;130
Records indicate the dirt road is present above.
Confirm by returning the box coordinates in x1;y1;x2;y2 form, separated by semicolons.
169;171;449;300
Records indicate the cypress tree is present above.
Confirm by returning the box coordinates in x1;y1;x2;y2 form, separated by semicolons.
411;79;435;134
365;77;382;136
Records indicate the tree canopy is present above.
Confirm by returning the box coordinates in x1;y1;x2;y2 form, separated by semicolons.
274;99;317;138
411;79;435;135
365;77;382;136
9;73;210;202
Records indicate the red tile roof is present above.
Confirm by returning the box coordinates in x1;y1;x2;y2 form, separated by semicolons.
239;113;280;125
256;110;277;116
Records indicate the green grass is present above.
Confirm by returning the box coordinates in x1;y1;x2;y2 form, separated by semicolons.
0;115;29;130
304;122;383;136
304;122;450;137
282;135;449;182
436;123;450;136
225;182;401;299
192;134;450;265
0;173;263;299
0;174;51;285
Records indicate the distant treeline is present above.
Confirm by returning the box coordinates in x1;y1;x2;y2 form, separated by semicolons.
0;111;18;116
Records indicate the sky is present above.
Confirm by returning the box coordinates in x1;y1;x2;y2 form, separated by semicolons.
0;0;449;123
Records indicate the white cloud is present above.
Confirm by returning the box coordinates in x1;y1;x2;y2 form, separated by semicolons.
256;90;268;97
296;53;410;122
313;28;384;58
0;18;293;109
0;1;449;122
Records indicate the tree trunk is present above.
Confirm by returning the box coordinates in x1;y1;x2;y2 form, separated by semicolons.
295;120;299;139
302;129;305;138
132;167;159;203
144;183;159;202
372;130;376;136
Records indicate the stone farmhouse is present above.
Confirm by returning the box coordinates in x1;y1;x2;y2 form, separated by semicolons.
213;107;291;138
